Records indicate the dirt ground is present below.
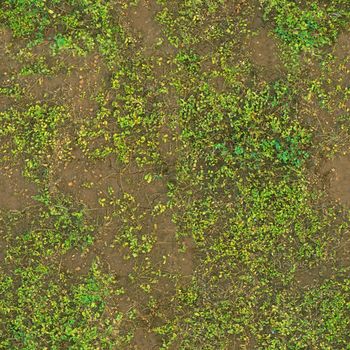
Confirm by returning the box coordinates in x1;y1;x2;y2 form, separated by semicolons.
1;1;350;349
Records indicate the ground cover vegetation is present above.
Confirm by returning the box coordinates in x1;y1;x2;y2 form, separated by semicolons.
0;0;350;349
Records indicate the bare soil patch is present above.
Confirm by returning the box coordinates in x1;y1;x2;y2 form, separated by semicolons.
319;155;350;206
54;148;119;214
334;30;350;61
55;150;195;284
329;30;350;105
294;264;333;289
247;1;264;31
125;0;162;54
247;27;282;81
336;237;350;269
0;28;21;111
24;52;108;118
0;27;19;74
301;99;336;133
132;328;160;350
0;167;36;211
59;248;96;276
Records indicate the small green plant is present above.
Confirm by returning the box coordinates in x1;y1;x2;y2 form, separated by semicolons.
100;190;156;259
0;84;22;99
261;0;350;52
0;104;67;182
4;190;94;263
0;0;350;349
0;260;131;349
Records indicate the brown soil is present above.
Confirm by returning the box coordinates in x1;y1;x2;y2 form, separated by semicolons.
54;148;119;215
59;248;96;276
294;264;333;289
333;30;350;62
3;4;350;350
23;52;108;119
0;236;5;265
0;167;36;211
247;2;264;31
165;235;195;277
0;28;19;74
0;28;21;111
247;27;282;81
132;328;160;350
324;29;350;112
53;146;194;348
125;0;162;54
333;55;350;113
319;155;350;206
310;103;335;131
0;167;37;269
54;150;195;309
336;237;350;268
